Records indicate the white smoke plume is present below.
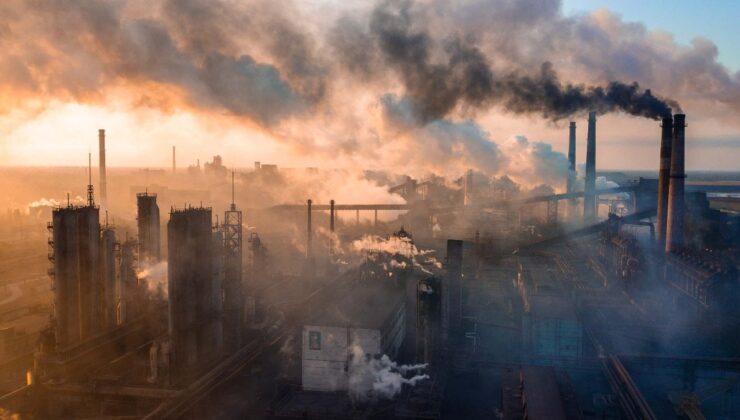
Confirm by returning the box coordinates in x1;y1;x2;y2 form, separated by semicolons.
351;234;420;258
350;233;442;275
28;196;86;208
348;344;429;402
136;261;168;298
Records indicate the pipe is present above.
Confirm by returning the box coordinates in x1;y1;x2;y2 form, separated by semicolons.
567;122;576;193
656;115;673;248
665;114;686;253
584;112;597;222
98;129;107;207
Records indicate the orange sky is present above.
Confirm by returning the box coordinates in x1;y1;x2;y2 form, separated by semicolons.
0;0;738;174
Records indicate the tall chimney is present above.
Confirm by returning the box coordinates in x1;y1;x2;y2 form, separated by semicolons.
306;199;313;260
567;122;576;193
463;169;473;206
172;146;176;174
98;129;107;207
306;199;314;277
656;114;673;248
329;200;335;233
584;112;597;222
329;199;335;260
665;114;686;253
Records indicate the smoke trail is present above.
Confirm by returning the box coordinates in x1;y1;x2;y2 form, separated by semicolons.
364;0;680;122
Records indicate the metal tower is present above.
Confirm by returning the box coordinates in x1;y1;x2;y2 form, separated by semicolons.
223;172;244;350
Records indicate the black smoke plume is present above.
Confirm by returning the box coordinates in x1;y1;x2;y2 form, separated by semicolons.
364;0;680;122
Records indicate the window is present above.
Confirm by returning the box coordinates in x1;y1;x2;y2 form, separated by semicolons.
309;331;321;350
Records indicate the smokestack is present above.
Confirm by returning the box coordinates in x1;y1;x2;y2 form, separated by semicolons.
172;146;176;174
567;122;576;193
656;114;673;248
463;169;473;206
307;199;313;260
98;129;107;207
584;112;597;222
665;114;686;253
329;199;335;260
330;200;335;233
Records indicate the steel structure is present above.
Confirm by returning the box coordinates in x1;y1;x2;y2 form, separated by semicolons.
223;172;244;351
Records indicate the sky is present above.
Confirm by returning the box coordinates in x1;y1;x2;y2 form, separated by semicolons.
0;0;738;178
563;0;740;72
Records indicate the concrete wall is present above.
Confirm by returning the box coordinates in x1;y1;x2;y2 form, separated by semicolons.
301;314;405;392
302;325;352;392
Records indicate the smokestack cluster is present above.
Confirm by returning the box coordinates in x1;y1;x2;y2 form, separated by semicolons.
583;112;597;222
98;129;107;208
665;114;686;253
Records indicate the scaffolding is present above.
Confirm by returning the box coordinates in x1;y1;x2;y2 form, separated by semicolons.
223;172;243;351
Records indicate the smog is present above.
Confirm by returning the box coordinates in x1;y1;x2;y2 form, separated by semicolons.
0;1;739;419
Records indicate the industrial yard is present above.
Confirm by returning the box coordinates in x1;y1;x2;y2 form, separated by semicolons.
1;1;740;419
0;110;737;419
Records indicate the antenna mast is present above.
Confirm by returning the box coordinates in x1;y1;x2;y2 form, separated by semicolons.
230;171;236;211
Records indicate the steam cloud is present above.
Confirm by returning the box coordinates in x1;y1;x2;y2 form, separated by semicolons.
136;261;168;298
348;344;429;401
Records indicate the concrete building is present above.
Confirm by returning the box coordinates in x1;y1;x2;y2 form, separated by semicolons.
301;282;406;392
49;204;101;347
137;192;161;262
100;226;117;329
167;207;222;373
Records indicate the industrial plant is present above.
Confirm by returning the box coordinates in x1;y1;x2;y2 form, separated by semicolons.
0;109;737;419
1;1;740;419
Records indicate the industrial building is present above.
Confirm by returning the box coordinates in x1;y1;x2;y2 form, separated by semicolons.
0;110;739;420
48;167;106;347
137;192;161;262
167;206;222;374
301;281;406;392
